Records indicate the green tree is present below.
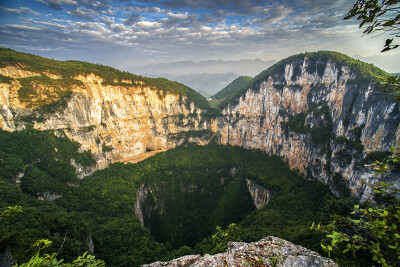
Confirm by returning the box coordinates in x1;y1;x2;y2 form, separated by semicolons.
345;0;400;52
17;239;105;267
0;207;104;267
311;147;400;266
0;206;22;220
345;0;400;100
210;223;242;254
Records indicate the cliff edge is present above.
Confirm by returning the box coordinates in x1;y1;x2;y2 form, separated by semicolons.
142;236;338;267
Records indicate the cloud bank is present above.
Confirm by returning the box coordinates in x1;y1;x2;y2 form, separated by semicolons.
0;0;399;73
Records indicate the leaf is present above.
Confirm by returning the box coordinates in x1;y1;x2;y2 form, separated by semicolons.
384;210;388;216
385;39;394;46
360;20;368;28
383;20;395;26
344;14;354;20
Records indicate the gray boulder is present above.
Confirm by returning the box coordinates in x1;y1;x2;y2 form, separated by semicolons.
142;236;338;267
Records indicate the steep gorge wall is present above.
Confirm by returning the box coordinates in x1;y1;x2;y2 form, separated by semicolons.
0;68;210;175
1;53;399;201
210;56;400;201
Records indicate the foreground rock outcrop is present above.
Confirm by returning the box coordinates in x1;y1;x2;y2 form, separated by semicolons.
143;236;337;267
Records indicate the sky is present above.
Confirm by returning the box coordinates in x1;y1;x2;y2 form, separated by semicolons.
0;0;399;74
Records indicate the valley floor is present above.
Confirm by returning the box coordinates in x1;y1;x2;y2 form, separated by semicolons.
116;149;169;164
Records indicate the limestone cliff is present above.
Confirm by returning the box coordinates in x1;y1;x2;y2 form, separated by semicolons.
1;50;398;201
246;178;271;208
0;54;212;174
143;236;337;267
210;51;400;201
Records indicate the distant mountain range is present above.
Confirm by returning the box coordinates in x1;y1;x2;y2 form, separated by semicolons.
353;53;400;73
125;53;400;97
153;72;241;97
125;59;276;97
126;58;276;76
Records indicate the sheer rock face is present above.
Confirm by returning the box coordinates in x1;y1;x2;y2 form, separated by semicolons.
135;183;150;226
246;178;270;209
0;248;16;267
1;56;399;200
0;69;209;174
210;57;400;201
142;236;338;267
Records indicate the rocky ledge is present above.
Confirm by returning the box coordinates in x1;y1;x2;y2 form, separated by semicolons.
142;236;337;267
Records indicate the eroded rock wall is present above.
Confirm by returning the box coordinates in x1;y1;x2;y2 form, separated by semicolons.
1;56;399;201
246;178;271;209
0;68;210;174
211;57;399;201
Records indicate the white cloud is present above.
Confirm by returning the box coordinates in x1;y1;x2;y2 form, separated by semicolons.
1;0;399;72
201;26;212;32
4;24;42;30
39;0;78;5
137;21;160;28
36;21;67;28
75;21;108;32
167;12;189;19
110;23;129;33
0;6;40;16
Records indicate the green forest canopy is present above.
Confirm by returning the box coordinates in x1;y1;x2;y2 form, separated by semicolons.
211;76;252;100
0;129;343;267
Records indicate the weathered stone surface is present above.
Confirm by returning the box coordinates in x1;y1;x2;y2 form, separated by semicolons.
142;236;338;267
0;69;211;176
1;55;399;200
135;183;149;226
211;56;400;201
246;178;271;209
0;248;15;267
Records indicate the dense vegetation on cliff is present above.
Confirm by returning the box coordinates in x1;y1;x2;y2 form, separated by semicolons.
219;51;390;109
0;129;341;266
1;49;396;267
0;47;209;109
209;75;252;109
211;76;252;99
0;129;95;196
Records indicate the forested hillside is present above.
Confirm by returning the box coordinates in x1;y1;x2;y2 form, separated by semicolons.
0;47;208;109
1;49;398;267
211;76;252;100
0;129;340;266
218;51;389;109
